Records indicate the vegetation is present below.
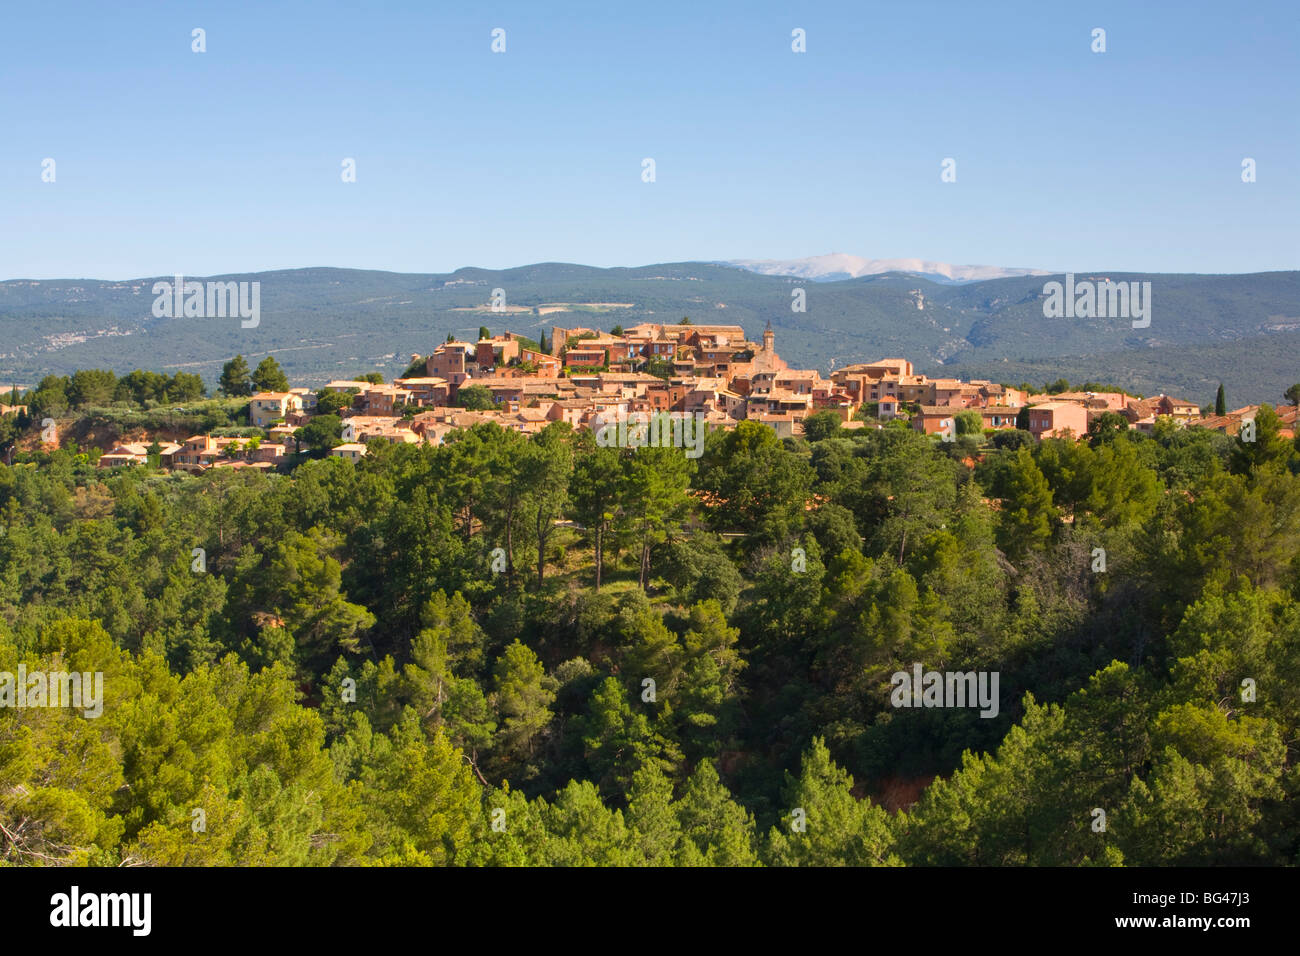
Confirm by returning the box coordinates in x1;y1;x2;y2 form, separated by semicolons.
220;355;252;398
315;389;358;416
643;358;674;381
2;398;1298;865
252;356;289;393
1027;378;1137;397
23;369;207;416
457;385;496;411
293;415;343;456
5;266;1298;403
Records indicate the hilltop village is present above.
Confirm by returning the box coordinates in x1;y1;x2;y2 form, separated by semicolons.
62;320;1297;470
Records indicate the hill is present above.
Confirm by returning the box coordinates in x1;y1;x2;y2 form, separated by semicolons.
2;264;1297;403
726;253;1050;283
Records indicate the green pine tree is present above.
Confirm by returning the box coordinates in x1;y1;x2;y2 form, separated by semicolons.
252;355;289;393
219;354;252;397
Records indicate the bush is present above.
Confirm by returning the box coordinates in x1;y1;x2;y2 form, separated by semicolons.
457;385;495;411
803;411;842;442
991;429;1035;451
659;534;743;614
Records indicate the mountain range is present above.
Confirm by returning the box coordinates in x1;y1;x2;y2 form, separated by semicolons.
726;254;1051;284
2;263;1297;405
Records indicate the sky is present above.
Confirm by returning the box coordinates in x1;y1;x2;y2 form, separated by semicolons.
2;0;1297;279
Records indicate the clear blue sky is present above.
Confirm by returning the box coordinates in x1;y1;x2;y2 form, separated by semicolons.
2;0;1296;279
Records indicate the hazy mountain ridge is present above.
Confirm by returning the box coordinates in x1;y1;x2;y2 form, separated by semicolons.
726;253;1052;283
2;263;1297;404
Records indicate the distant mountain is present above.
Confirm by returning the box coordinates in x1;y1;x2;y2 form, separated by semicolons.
2;263;1297;404
726;254;1052;284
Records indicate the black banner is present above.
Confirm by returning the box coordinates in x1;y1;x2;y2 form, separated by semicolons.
1;866;1281;943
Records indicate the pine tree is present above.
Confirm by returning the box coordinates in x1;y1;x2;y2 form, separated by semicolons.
675;760;760;865
626;763;681;865
219;354;252;397
252;355;289;393
765;737;898;866
355;712;481;865
491;641;556;765
1215;383;1226;416
999;448;1057;559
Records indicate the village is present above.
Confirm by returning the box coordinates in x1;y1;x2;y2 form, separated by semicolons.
75;319;1297;470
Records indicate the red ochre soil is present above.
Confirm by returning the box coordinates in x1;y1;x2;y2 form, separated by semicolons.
867;774;937;813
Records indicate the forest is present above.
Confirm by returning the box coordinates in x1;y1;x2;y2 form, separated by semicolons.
1;405;1298;866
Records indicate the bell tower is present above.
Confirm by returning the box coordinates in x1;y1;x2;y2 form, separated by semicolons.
763;319;774;353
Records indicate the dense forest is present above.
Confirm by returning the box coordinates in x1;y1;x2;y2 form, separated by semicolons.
1;406;1298;866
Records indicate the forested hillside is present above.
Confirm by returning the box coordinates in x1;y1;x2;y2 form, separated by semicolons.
1;411;1298;865
3;265;1297;403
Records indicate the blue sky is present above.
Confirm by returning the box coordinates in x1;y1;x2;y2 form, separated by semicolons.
2;0;1296;279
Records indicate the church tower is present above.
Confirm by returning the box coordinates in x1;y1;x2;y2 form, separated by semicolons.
763;319;774;353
